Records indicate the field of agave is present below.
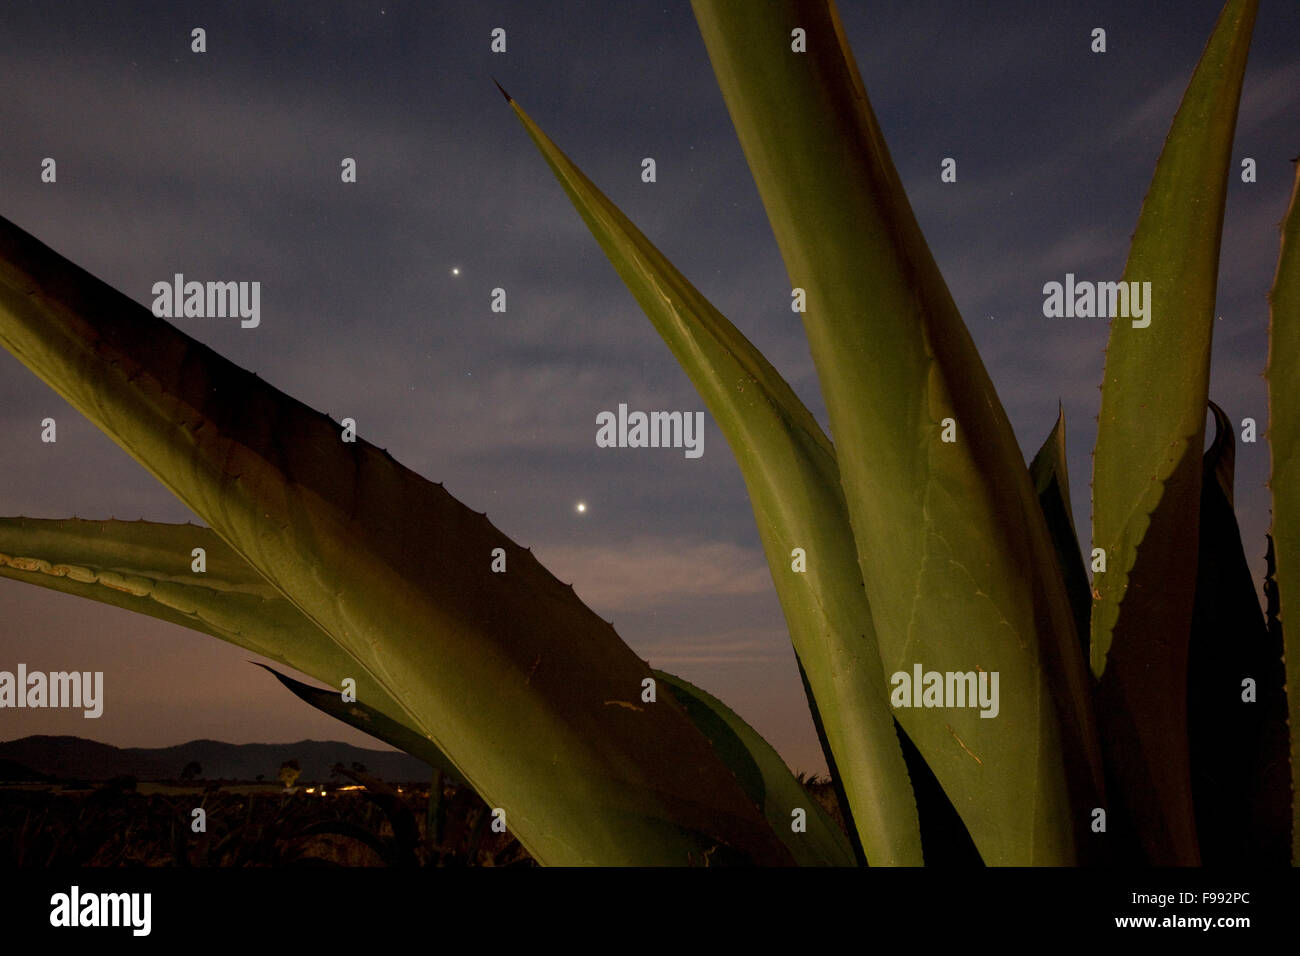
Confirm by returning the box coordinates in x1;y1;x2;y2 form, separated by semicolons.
0;0;1295;866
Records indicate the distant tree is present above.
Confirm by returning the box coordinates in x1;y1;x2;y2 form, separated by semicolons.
351;761;367;774
180;760;202;782
279;759;301;791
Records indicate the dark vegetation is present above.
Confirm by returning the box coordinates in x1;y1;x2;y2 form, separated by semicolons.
1;769;533;867
4;760;859;867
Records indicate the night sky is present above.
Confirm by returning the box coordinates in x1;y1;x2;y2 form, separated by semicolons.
1;1;1296;775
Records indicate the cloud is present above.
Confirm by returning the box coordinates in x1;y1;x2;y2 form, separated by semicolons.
534;536;773;613
646;631;790;666
1111;73;1188;146
1238;62;1300;137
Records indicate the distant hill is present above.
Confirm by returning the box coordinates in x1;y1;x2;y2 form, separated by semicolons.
0;736;431;783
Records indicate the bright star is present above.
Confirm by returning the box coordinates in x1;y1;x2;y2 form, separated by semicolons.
575;502;587;514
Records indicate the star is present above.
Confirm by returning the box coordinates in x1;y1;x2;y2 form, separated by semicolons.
575;502;587;514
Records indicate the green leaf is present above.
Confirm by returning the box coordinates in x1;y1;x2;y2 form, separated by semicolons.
0;513;864;868
0;516;458;782
1187;403;1289;865
1090;0;1257;864
252;662;462;785
259;662;858;865
503;87;919;864
1267;158;1300;865
655;671;856;866
690;0;1103;864
0;214;791;866
1028;407;1092;660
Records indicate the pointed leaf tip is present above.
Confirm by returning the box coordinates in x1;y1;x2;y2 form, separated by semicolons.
493;77;513;102
509;76;923;863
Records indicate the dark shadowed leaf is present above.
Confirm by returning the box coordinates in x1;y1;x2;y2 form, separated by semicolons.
1187;403;1289;865
1089;0;1257;865
1029;407;1092;660
1267;159;1300;865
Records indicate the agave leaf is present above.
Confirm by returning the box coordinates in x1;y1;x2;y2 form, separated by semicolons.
1267;158;1300;865
893;719;984;867
1028;407;1092;659
502;87;919;864
655;670;856;866
0;516;461;782
0;515;857;866
251;663;462;785
1187;403;1289;865
0;214;791;866
1262;535;1294;866
261;662;857;866
1090;0;1257;864
791;653;867;863
690;0;1103;864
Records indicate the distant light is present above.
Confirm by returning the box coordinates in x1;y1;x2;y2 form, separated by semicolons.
575;502;587;514
451;267;461;277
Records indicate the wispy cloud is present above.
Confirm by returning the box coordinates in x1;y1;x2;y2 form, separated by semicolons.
647;631;789;666
535;537;772;614
1238;62;1300;137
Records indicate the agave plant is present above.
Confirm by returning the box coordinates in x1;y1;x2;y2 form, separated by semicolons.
0;0;1294;866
